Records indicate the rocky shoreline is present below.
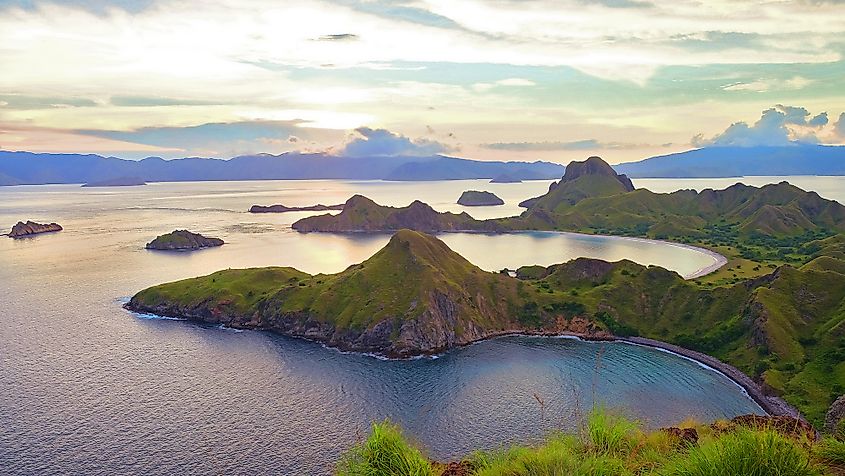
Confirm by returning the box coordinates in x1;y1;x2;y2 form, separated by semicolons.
619;336;801;420
125;297;794;421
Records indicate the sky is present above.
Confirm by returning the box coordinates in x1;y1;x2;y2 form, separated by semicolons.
1;0;845;164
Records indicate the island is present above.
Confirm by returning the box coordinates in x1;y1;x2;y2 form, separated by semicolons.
456;190;504;206
6;221;63;238
489;173;522;183
249;203;344;213
145;230;224;251
81;177;147;187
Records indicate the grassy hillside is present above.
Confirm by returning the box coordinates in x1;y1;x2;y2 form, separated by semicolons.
516;246;845;425
130;230;541;357
337;409;843;476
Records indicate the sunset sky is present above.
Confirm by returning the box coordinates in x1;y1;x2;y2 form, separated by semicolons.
1;0;845;163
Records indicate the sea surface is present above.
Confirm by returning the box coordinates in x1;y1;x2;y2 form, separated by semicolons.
3;175;839;475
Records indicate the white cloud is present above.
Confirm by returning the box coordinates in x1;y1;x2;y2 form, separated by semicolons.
721;76;815;92
496;78;536;87
692;105;836;147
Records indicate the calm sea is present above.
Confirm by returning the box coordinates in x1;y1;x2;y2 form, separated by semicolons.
4;175;835;475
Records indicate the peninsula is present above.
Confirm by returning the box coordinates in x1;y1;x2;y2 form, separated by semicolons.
145;230;224;251
7;221;63;238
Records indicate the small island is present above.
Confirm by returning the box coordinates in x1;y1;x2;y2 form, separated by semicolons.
249;203;344;213
490;173;522;183
145;230;224;251
456;190;505;206
7;221;63;238
82;177;147;187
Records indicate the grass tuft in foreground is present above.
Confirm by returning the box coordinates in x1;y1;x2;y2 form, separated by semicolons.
336;409;843;476
336;421;433;476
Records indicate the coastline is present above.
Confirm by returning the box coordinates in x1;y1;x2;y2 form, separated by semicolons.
617;336;801;420
125;302;798;421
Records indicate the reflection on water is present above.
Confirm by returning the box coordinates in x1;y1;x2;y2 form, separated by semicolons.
0;177;825;475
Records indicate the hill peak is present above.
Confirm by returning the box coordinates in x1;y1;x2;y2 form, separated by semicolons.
563;156;634;192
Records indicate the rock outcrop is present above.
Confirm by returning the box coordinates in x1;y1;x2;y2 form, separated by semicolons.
7;221;63;238
562;156;635;192
145;230;224;251
518;156;635;212
825;395;845;435
249;203;344;213
456;190;504;206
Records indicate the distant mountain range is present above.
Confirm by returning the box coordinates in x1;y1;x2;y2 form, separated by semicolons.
0;151;565;185
4;144;844;185
616;144;845;178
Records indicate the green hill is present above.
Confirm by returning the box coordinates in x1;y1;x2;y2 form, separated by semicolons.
518;155;635;211
292;195;501;233
516;247;845;424
130;230;545;357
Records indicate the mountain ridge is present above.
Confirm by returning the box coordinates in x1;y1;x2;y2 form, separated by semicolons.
0;150;564;185
615;144;845;178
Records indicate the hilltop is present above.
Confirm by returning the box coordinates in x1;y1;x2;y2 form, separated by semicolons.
518;155;634;209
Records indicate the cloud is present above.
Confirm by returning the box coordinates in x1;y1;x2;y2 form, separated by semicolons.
721;76;815;92
809;112;829;127
339;127;453;157
0;94;97;109
483;139;647;151
834;113;845;139
74;120;345;157
1;0;154;15
472;77;536;92
692;105;832;147
110;96;225;107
